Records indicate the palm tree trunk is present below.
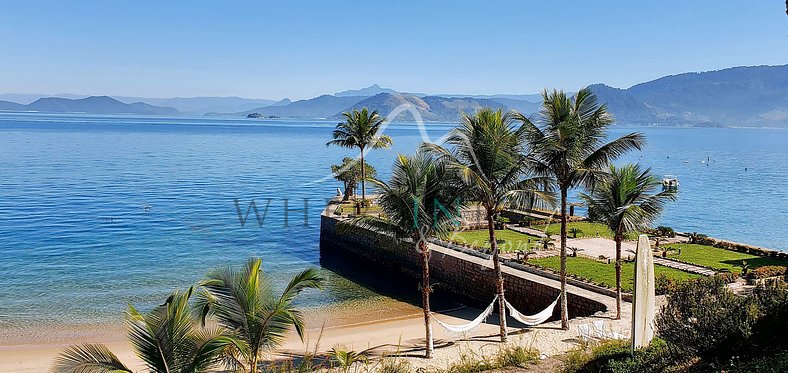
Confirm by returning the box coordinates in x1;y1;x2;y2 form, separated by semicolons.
419;240;434;358
359;147;366;202
615;235;622;320
250;354;258;373
487;211;507;342
559;187;569;330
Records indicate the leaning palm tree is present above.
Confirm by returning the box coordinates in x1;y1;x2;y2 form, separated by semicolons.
52;287;244;373
581;164;676;319
425;108;553;342
326;108;393;202
197;258;323;373
341;151;463;358
515;88;645;329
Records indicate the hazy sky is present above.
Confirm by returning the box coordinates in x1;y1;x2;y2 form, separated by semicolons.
1;1;787;100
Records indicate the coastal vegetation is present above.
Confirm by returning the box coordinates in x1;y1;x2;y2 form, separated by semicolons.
562;277;788;372
331;157;377;201
197;258;323;373
425;107;553;342
516;88;645;330
581;164;676;319
53;258;323;373
53;286;246;373
339;151;464;358
327;108;393;202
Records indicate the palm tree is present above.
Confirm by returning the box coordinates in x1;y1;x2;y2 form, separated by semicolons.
425;108;553;342
581;164;676;319
341;152;463;358
326;108;393;202
516;88;645;329
537;235;554;251
53;287;244;373
568;227;583;238
331;157;376;201
197;258;323;373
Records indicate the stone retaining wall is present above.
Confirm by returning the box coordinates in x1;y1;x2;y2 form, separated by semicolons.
320;210;608;318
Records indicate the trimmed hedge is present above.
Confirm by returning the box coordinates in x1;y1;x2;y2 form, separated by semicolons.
747;266;788;280
694;235;788;261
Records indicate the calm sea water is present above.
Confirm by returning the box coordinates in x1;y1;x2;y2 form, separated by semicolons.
0;113;785;334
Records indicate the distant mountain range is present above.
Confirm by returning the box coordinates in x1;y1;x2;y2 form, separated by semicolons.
0;96;179;116
3;65;788;126
589;65;788;127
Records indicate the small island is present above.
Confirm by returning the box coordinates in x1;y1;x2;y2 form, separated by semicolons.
247;112;280;119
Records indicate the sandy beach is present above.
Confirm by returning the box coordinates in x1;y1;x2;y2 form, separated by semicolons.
0;295;632;372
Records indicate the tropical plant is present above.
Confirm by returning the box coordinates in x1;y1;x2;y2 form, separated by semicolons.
569;247;584;257
326;108;393;202
537;235;554;251
581;164;676;319
331;157;377;201
687;231;708;244
568;227;583;238
424;107;554;342
328;346;367;372
197;258;323;373
516;88;645;329
52;287;244;373
656;225;675;238
339;151;463;358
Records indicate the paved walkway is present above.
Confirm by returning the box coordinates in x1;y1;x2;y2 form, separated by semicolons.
652;256;716;276
427;241;620;312
507;225;548;238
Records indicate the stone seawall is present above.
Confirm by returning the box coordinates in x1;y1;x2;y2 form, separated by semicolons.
320;208;611;319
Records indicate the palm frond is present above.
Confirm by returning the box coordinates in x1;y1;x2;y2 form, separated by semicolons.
52;344;132;373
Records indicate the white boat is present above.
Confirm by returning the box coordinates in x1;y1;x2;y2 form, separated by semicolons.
662;175;679;190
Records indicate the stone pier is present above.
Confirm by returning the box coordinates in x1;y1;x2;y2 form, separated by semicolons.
320;202;617;318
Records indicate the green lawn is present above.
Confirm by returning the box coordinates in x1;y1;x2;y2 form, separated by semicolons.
448;229;539;253
529;256;699;292
335;203;383;215
664;243;786;274
530;221;642;240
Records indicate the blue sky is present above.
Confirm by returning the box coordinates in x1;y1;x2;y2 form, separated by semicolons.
1;1;786;100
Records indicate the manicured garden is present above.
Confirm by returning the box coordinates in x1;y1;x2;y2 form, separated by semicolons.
529;256;699;292
665;243;786;274
448;228;539;253
530;221;641;240
334;202;383;216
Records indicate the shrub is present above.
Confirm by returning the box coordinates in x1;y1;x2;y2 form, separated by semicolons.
605;339;676;373
376;358;413;373
561;339;675;373
654;276;758;360
656;226;675;238
655;273;680;295
494;345;539;368
586;277;788;372
715;271;738;283
746;266;787;280
725;351;788;373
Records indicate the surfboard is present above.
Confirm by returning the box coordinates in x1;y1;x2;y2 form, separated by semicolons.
631;234;655;351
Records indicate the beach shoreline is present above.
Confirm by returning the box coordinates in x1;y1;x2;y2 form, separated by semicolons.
0;297;632;373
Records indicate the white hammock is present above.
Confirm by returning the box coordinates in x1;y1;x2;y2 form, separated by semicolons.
433;295;498;333
505;296;560;326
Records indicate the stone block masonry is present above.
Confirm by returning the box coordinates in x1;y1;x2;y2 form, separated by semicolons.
320;204;614;319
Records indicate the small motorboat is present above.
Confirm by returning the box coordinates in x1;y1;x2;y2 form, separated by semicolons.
662;175;679;190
